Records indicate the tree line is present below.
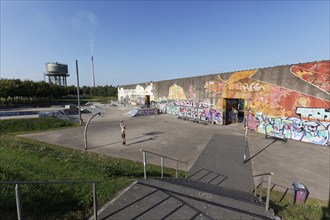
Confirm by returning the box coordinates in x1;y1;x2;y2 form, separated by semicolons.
0;79;117;103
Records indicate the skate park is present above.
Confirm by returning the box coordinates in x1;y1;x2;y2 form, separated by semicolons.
15;104;329;218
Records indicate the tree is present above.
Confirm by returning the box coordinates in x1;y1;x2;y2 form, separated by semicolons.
22;80;36;101
0;79;11;102
51;84;67;98
35;81;50;100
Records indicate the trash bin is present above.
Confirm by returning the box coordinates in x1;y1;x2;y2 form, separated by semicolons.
292;182;309;204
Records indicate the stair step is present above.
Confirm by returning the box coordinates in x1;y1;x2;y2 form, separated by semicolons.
97;178;275;219
139;178;275;219
155;177;260;204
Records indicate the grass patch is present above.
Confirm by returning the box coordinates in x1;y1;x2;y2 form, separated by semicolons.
0;117;77;134
258;188;329;220
0;135;184;219
0;118;184;219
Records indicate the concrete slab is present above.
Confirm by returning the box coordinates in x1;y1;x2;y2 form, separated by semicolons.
19;106;330;201
188;134;254;193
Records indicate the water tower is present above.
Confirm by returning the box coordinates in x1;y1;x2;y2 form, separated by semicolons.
45;62;69;86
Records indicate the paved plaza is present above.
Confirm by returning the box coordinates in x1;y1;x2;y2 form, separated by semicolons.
18;105;330;201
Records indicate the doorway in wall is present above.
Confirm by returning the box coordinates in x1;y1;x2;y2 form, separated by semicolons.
144;95;150;108
224;98;245;125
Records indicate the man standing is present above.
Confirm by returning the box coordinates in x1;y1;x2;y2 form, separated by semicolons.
120;120;126;145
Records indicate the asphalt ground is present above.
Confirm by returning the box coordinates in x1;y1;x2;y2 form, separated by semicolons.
17;105;330;201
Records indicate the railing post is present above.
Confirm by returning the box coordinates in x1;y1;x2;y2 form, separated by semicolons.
176;161;178;178
140;149;188;180
253;173;274;212
15;184;23;220
265;175;272;211
254;183;257;197
93;183;98;220
142;151;147;180
259;176;264;202
161;157;164;178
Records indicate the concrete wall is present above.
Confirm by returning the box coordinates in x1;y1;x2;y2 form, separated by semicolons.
118;82;155;106
118;60;330;146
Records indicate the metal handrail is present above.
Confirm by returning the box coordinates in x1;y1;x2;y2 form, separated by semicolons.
252;173;273;212
140;149;188;180
0;180;100;220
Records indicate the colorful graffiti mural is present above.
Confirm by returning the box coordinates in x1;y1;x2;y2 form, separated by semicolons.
118;60;330;146
165;100;223;124
204;69;330;118
130;108;159;117
291;61;330;93
248;112;330;146
168;84;186;100
296;107;330;121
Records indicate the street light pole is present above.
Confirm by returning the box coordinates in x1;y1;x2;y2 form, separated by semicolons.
76;60;82;125
91;56;95;88
84;112;101;150
243;98;251;162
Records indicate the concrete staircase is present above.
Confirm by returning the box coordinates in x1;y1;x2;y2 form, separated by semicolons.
97;177;275;219
97;133;276;219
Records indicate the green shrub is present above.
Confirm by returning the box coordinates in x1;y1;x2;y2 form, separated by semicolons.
0;117;77;134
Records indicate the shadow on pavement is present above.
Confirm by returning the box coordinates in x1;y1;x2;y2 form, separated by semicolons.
89;135;151;149
126;137;157;146
143;131;164;136
188;168;228;186
89;131;163;149
244;139;278;164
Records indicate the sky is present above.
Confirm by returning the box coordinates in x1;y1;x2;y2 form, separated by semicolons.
1;0;329;87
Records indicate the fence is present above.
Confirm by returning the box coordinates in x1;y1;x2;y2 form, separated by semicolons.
0;180;100;220
252;173;273;211
140;149;188;179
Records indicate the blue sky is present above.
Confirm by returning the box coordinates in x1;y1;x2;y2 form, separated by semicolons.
1;0;329;87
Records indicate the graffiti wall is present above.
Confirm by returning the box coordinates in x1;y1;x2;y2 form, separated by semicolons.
249;112;330;146
118;60;330;146
165;100;223;124
118;83;155;106
129;108;159;117
291;62;330;93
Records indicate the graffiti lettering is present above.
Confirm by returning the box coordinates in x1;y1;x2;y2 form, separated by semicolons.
175;100;210;108
165;100;222;124
39;111;79;123
296;107;330;122
133;108;158;117
252;112;330;146
239;82;265;92
208;109;222;124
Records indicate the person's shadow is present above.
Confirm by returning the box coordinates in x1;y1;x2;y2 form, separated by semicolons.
126;136;157;146
89;131;164;149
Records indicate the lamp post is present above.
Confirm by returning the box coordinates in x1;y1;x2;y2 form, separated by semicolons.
76;60;82;125
84;112;101;150
243;98;251;162
91;56;95;88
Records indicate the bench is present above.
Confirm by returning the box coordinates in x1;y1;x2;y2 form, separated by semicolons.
265;131;287;142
